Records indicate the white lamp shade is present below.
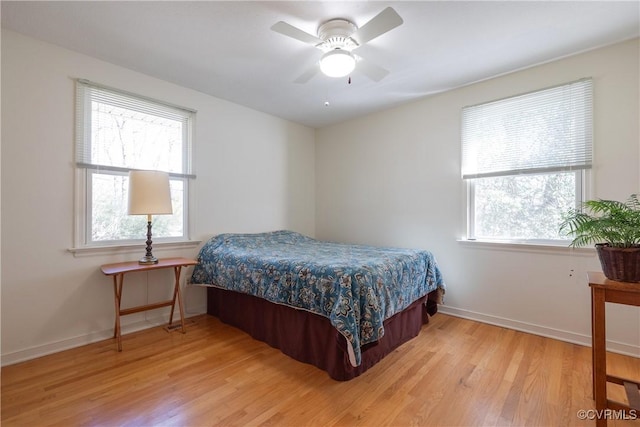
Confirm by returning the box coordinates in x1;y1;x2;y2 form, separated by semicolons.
128;170;173;215
320;49;356;78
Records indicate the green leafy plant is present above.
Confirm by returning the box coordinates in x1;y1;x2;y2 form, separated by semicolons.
560;194;640;248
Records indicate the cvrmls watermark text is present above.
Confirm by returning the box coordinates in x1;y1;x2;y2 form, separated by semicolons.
577;409;638;421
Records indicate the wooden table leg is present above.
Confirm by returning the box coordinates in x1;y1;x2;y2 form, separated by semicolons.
112;274;124;352
168;266;186;333
175;267;186;333
592;287;596;399
592;286;607;427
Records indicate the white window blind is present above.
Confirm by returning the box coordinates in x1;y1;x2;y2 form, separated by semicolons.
75;79;195;178
462;78;593;179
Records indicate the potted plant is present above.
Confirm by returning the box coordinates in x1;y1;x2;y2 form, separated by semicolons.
560;194;640;282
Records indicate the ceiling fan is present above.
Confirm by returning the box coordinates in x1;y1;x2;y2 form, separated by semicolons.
271;7;403;83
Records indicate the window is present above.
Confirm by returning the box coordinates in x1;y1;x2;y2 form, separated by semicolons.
462;79;593;243
75;80;195;247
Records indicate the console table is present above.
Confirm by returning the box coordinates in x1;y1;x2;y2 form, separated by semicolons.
588;271;640;426
101;257;198;351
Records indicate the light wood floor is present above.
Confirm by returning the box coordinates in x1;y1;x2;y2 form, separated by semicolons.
2;313;639;426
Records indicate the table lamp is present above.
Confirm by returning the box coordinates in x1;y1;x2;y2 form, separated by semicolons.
128;170;173;264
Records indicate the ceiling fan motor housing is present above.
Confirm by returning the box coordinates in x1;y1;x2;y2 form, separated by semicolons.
317;19;358;52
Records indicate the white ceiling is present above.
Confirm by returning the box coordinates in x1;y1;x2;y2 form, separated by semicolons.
2;1;639;128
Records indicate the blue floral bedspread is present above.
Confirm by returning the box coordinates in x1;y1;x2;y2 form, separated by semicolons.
189;230;445;366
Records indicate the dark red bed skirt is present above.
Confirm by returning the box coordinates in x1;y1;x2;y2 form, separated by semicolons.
207;287;439;381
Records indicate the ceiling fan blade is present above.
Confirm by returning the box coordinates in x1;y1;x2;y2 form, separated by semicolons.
271;21;323;46
294;65;320;84
352;7;403;46
356;57;389;82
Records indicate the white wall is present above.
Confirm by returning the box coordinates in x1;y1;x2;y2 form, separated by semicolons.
2;29;637;366
0;30;315;364
316;39;640;355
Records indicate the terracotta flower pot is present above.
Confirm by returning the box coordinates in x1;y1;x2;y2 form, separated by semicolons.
595;244;640;283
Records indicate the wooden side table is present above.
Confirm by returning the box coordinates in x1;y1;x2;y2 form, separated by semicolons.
101;257;198;351
588;271;640;426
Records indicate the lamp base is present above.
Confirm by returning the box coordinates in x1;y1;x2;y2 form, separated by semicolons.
139;219;158;264
138;255;159;265
138;256;158;265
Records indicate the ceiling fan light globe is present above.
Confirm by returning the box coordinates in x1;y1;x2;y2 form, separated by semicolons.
320;49;356;78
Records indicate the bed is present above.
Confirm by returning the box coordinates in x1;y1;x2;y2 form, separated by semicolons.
189;230;445;380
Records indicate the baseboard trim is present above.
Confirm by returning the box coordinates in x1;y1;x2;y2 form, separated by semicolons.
1;307;207;367
4;304;638;366
439;305;640;357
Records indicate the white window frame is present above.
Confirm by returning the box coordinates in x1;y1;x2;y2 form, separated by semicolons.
73;79;197;251
466;170;589;245
462;79;593;245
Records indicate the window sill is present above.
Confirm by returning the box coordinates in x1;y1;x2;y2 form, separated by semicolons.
68;240;202;257
457;238;596;256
